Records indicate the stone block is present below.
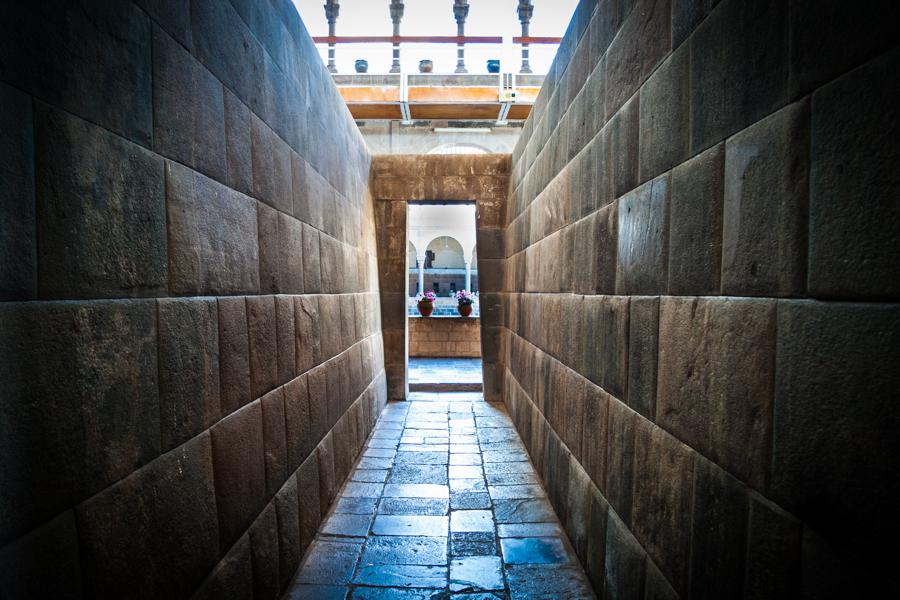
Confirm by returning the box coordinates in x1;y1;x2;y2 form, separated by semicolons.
307;366;329;448
584;203;618;295
152;26;225;182
284;374;313;471
77;433;219;599
657;297;775;490
257;202;280;294
275;475;302;589
789;0;897;98
261;387;288;498
297;454;322;551
224;88;253;196
616;174;670;295
744;496;801;600
35;103;166;298
808;48;900;299
0;0;152;145
134;0;193;49
583;295;629;399
605;399;637;525
626;296;659;419
690;0;789;152
0;82;36;300
276;295;296;384
689;458;748;599
581;383;610;492
0;300;159;544
302;223;322;293
639;43;690;182
631;421;694;595
318;235;341;294
668;143;724;295
247;295;279;398
604;0;671;120
158;297;221;451
211;401;266;549
166;161;260;295
798;527;900;599
339;294;357;350
318;294;342;360
248;504;280;600
317;434;337;515
191;535;254;600
671;0;719;49
584;484;609;592
294;295;321;374
475;228;505;260
251;114;292;214
722;99;809;297
0;511;83;599
771;301;900;564
277;213;305;294
604;510;647;599
645;560;680;600
217;296;251;416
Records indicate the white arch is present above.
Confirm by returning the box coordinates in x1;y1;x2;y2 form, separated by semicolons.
426;142;491;155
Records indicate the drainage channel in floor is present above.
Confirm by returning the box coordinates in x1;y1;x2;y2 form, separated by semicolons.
285;391;595;599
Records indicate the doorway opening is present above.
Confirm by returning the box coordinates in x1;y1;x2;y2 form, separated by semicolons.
406;202;482;393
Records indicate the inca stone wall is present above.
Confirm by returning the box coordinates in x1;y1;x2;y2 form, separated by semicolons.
409;317;482;358
0;1;386;598
372;155;508;402
501;0;900;597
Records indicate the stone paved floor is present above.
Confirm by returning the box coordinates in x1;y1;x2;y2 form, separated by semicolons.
408;358;483;385
285;392;595;599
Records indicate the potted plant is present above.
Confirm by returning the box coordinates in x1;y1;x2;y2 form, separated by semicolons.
487;59;500;73
455;290;476;317
416;290;437;316
419;59;434;73
354;59;369;73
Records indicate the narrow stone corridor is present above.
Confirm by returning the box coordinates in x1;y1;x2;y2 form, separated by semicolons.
286;392;594;599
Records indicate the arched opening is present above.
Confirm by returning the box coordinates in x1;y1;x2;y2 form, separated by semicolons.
426;142;491;155
425;236;465;269
407;240;418;269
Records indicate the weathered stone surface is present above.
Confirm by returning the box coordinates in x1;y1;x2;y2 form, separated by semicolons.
158;297;220;451
292;156;328;231
301;224;322;293
668;143;724;295
166;161;260;295
616;175;670;295
294;295;321;374
247;295;279;398
583;295;629;399
604;0;672;120
639;44;690;182
657;297;775;490
604;510;647;599
134;0;193;49
671;0;719;49
0;511;83;599
626;296;659;419
0;0;153;145
808;48;900;299
583;203;618;294
0;82;36;300
644;559;679;600
318;294;342;360
192;535;254;600
689;459;748;599
211;401;266;549
251;114;293;214
690;0;789;152
152;26;225;182
77;433;219;599
35;103;166;298
744;496;801;600
0;300;159;544
248;504;280;600
317;434;337;515
604;95;639;202
307;366;329;445
284;374;313;471
581;384;610;492
798;528;900;599
217;296;251;415
261;387;288;497
275;475;302;589
722;100;809;297
771;301;900;564
224;88;254;196
632;420;694;595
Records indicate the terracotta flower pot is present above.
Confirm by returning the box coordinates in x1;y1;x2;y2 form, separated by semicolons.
419;59;434;73
417;300;434;317
457;303;473;317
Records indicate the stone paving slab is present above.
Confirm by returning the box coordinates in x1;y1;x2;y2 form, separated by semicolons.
287;392;595;599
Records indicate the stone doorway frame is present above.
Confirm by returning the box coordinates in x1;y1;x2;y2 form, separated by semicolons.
372;154;509;401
